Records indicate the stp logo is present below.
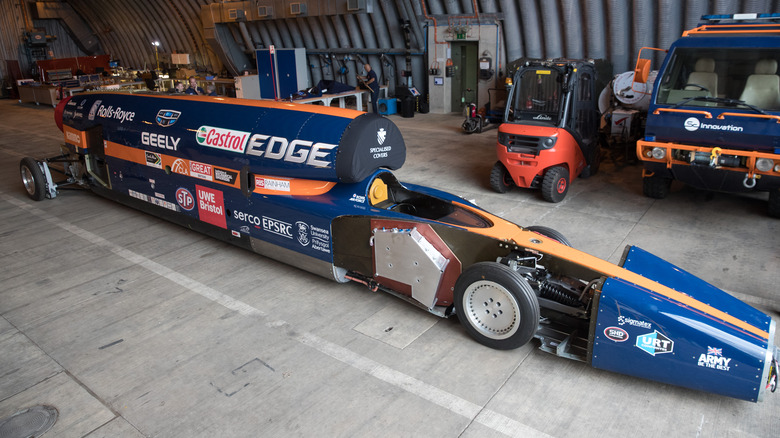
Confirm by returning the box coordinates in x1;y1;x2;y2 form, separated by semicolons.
175;188;194;211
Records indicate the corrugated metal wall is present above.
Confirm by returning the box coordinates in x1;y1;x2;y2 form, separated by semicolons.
3;0;780;95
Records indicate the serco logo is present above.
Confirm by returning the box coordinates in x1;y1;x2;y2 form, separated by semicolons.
175;188;194;210
684;117;700;131
196;126;250;153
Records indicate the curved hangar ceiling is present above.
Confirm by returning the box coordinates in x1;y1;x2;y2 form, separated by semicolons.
26;1;780;93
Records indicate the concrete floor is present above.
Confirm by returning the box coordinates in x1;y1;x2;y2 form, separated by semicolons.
0;98;779;438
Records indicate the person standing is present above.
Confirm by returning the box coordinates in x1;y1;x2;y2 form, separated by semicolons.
360;64;379;114
185;76;204;95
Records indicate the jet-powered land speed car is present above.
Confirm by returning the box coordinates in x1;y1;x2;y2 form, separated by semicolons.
20;92;778;402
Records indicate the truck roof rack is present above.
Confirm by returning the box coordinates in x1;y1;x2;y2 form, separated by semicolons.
684;14;780;36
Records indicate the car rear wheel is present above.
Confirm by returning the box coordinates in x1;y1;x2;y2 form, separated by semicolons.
541;166;569;203
454;262;540;350
489;161;514;193
20;157;46;201
643;174;672;199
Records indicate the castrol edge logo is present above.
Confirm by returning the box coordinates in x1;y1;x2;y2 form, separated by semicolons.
196;126;250;153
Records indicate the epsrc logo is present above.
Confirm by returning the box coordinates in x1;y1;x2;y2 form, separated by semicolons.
262;216;292;239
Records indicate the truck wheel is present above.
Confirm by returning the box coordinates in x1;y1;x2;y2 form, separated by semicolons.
489;162;514;193
643;174;672;199
541;166;569;203
526;225;572;247
454;262;540;350
769;190;780;218
20;157;46;201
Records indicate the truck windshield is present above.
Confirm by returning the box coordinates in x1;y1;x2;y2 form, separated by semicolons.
655;47;780;111
509;68;563;124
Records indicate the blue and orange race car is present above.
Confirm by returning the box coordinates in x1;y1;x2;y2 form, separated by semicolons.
20;92;778;402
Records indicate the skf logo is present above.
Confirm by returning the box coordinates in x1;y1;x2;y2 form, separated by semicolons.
636;330;674;356
156;109;181;127
175;188;195;211
603;327;628;342
377;128;386;145
196;126;250;153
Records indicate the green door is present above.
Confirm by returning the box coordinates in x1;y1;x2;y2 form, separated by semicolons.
450;42;478;112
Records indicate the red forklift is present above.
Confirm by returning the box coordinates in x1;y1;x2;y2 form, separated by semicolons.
490;59;604;202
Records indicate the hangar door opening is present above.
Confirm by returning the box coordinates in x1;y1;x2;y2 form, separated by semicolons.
450;42;478;112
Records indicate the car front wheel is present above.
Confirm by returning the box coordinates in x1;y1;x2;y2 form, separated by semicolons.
454;262;540;350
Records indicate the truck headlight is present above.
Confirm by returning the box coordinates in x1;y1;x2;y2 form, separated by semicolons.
651;147;666;159
756;157;774;172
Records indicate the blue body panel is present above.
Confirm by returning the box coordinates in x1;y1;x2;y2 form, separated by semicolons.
593;248;772;401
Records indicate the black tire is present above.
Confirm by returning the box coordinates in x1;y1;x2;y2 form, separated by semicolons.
489;161;514;193
454;262;540;350
525;225;572;247
643;174;672;199
769;189;780;218
579;146;601;179
541;166;569;203
462;118;478;134
20;157;46;201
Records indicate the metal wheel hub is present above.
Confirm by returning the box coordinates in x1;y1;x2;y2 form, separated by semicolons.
464;280;520;340
21;166;36;196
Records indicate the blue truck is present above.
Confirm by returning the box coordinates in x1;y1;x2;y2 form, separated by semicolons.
635;13;780;217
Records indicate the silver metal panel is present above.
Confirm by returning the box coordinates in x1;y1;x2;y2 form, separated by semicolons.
373;227;448;309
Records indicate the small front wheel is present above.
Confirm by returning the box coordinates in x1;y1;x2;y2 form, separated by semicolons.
20;157;47;201
454;262;540;350
541;166;569;203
